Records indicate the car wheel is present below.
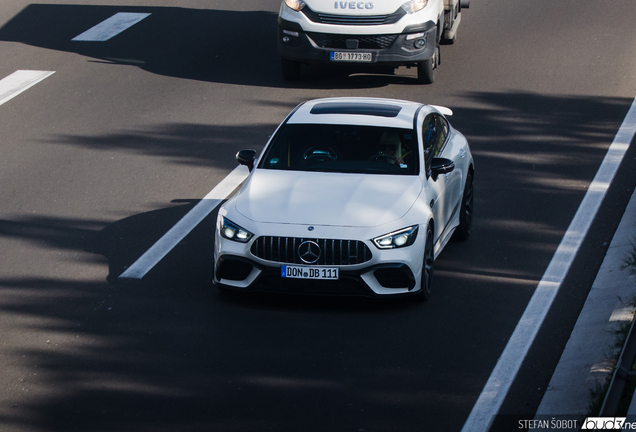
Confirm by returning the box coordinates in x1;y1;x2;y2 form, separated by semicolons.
415;223;434;301
281;58;301;81
416;44;439;84
454;169;474;240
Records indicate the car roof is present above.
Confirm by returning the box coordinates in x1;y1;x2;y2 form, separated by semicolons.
286;97;433;129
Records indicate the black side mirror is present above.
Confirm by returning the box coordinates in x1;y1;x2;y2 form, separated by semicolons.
430;157;455;181
236;149;256;172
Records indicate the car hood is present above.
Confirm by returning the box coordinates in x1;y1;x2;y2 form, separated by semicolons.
234;170;422;227
304;0;402;15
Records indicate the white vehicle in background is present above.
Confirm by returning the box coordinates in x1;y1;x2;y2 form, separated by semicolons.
277;0;469;83
214;97;474;301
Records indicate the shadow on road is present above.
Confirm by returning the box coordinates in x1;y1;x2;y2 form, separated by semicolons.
0;90;635;431
0;3;420;89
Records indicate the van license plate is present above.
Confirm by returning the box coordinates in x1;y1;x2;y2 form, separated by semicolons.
330;52;373;62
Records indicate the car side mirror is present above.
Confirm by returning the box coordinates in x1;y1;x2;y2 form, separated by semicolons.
236;149;256;172
430;157;455;181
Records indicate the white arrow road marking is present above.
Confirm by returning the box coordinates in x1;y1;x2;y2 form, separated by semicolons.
72;12;151;42
119;166;250;280
0;70;55;107
462;96;636;431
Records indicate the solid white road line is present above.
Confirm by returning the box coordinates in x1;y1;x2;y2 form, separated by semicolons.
0;70;55;107
119;166;250;280
462;96;636;432
72;12;151;42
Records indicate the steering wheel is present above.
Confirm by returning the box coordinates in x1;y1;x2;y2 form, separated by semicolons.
368;153;398;163
304;147;337;161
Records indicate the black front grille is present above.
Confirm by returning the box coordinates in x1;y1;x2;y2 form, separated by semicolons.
251;237;372;266
308;33;397;50
302;8;405;26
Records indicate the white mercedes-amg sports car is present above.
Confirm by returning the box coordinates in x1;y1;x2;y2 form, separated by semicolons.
214;97;473;300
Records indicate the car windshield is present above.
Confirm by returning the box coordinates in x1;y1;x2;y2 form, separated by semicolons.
258;124;419;175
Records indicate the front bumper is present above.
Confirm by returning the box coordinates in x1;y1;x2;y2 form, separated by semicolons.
278;17;437;66
214;254;420;298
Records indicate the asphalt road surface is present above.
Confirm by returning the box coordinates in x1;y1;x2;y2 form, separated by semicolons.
1;1;636;431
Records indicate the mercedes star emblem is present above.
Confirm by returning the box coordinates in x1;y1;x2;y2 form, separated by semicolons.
298;240;321;264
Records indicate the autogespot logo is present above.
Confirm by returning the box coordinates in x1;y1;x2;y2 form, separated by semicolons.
298;241;321;264
334;1;374;10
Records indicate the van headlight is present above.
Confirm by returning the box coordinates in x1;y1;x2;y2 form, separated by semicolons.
284;0;306;11
219;217;254;243
401;0;428;14
373;226;419;249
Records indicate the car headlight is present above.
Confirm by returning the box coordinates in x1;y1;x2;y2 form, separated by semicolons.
219;217;254;243
401;0;428;14
284;0;306;11
373;226;419;249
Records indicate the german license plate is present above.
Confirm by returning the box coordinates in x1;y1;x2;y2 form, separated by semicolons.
281;265;339;280
330;52;373;62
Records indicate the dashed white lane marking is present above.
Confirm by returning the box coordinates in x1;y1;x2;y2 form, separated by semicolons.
0;70;55;107
72;12;151;42
462;96;636;432
119;166;250;280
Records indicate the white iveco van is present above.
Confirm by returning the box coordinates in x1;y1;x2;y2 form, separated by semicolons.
277;0;469;83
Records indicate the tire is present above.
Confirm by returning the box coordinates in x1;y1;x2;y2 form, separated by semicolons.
415;223;434;301
281;58;301;81
416;44;439;84
454;169;474;241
